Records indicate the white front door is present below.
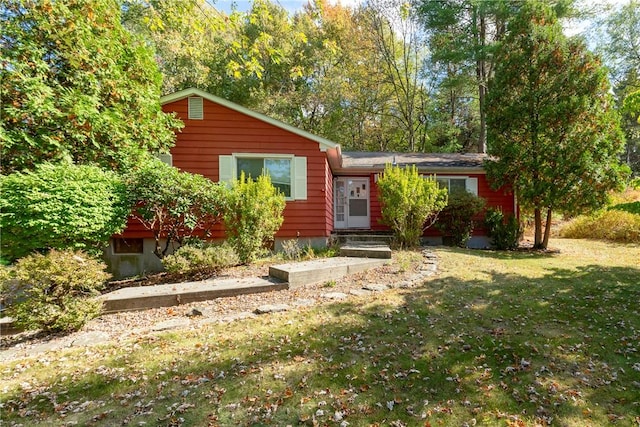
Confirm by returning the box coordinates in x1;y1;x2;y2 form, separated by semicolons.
334;178;370;229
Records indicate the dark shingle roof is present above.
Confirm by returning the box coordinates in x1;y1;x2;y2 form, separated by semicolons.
341;152;488;171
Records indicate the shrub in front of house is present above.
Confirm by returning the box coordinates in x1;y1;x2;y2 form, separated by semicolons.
484;207;522;250
163;241;239;275
0;162;129;261
377;164;448;248
224;173;286;263
125;158;227;259
5;249;109;332
436;191;486;247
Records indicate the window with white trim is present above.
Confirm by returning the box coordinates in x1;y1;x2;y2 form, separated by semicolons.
219;154;307;200
434;176;478;196
237;157;292;197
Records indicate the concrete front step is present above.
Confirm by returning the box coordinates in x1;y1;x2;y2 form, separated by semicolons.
333;234;394;245
102;277;287;313
340;244;392;259
269;256;389;288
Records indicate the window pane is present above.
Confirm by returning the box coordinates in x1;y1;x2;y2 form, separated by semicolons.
436;179;448;190
113;238;144;254
237;158;264;180
349;199;368;217
449;178;467;194
265;159;291;197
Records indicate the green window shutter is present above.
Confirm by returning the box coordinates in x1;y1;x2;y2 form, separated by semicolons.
294;156;307;200
466;177;478;196
219;155;234;186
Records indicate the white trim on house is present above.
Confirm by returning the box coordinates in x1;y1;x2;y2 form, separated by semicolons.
161;88;340;152
434;175;479;196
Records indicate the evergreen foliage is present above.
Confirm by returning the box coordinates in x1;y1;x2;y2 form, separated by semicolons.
484;208;522;250
436;191;486;248
486;1;628;249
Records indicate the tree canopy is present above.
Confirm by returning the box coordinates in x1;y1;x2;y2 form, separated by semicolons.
0;0;182;173
485;1;628;249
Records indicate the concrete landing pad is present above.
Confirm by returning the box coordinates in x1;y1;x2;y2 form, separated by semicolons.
269;257;390;288
102;276;287;313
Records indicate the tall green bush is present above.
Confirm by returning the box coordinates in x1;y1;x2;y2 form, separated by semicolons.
0;162;129;261
377;164;448;248
224;173;285;263
5;250;109;332
436;191;486;247
126;158;227;259
484;208;522;250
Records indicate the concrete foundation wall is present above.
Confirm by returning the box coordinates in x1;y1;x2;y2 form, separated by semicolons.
105;238;179;279
107;237;330;279
421;236;491;249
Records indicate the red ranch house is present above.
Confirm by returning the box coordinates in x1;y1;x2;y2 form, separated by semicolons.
108;88;517;277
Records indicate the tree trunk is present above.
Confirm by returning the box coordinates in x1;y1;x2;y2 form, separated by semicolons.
153;236;164;259
542;208;553;249
533;208;543;249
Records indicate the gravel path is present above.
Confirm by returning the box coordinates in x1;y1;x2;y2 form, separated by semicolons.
0;250;437;362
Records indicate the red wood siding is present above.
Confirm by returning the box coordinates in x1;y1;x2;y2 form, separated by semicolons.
119;98;332;240
367;172;516;236
131;97;332;240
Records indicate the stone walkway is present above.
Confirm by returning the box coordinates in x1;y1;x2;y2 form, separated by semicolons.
0;249;438;362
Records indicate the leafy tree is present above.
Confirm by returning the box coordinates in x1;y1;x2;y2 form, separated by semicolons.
0;0;182;174
415;0;511;153
594;1;640;174
415;0;579;153
485;1;628;250
377;164;448;248
126;158;227;259
224;173;285;264
0;162;130;261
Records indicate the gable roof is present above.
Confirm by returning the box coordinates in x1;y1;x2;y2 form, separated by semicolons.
335;152;487;174
161;88;340;152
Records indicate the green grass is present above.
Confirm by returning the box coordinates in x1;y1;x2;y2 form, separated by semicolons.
1;239;639;426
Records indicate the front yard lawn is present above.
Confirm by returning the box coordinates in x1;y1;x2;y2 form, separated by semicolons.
1;239;639;426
